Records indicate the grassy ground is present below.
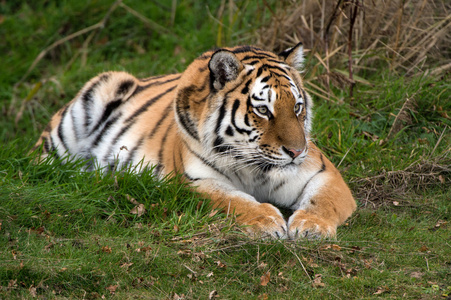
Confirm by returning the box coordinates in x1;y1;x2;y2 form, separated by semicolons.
1;1;450;299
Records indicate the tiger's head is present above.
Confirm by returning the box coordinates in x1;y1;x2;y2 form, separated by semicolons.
175;43;313;171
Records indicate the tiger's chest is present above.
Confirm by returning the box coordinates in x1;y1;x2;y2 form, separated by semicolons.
221;163;321;210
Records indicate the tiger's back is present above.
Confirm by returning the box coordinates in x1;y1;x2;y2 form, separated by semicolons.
33;44;356;239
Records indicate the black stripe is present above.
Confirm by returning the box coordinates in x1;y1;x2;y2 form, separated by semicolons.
251;95;264;101
176;109;200;141
116;80;135;96
56;106;70;152
183;172;201;181
267;59;288;66
91;113;122;148
241;79;252;94
183;140;233;182
231;100;252;135
263;64;289;75
154;163;163;176
232;47;276;59
101;86;176;162
295;154;326;201
214;97;227;135
90;99;123;135
225;126;234;136
273;180;287;192
301;89;308;113
49;135;57;153
132;75;180;97
148;102;173;139
70;106;80;141
140;74;171;82
260;75;271;83
82;74;110;128
43;137;50;153
157;122;175;170
244;114;250;127
125;85;176;124
213;136;230;153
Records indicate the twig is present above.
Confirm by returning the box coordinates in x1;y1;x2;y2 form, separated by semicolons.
347;0;360;98
283;243;312;281
119;2;174;35
10;0;123;116
337;141;356;168
429;125;447;159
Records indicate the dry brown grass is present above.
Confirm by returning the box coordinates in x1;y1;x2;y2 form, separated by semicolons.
256;0;451;99
350;155;450;207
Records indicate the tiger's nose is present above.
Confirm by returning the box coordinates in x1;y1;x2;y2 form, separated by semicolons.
282;146;305;159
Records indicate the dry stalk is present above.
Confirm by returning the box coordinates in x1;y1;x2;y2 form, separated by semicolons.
256;0;451;96
381;96;417;144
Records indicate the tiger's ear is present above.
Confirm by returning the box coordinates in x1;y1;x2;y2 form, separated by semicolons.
279;42;304;70
209;50;243;90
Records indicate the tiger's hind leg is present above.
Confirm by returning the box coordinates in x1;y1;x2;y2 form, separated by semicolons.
31;72;139;165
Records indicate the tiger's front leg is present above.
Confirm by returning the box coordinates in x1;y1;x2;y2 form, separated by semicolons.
287;157;356;239
194;179;288;239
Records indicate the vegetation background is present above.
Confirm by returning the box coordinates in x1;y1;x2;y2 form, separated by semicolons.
1;0;450;299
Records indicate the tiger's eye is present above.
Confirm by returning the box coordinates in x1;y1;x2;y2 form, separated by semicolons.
294;103;302;114
257;106;268;115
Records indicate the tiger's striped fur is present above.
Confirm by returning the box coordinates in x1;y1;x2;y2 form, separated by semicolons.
32;44;356;239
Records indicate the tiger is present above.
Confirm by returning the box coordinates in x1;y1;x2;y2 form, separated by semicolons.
32;43;356;239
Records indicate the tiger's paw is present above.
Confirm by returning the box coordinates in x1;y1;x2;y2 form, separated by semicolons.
287;210;336;240
240;203;288;239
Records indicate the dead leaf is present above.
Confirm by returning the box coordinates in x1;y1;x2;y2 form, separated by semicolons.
258;262;268;269
130;204;146;217
216;260;226;269
260;272;270;286
258;294;268;300
419;245;429;252
177;249;191;256
208;209;220;218
312;274;325;288
120;262;133;269
106;285;118;295
208;290;218;299
435;220;447;228
173;293;184;300
101;246;112;253
8;279;17;289
331;244;342;251
126;194;139;205
29;285;37;298
173;225;179;233
410;271;424;279
373;286;388;295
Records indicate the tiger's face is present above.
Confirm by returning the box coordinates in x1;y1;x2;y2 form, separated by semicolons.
176;44;312;171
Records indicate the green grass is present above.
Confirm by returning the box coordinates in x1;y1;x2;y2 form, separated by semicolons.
1;1;450;299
